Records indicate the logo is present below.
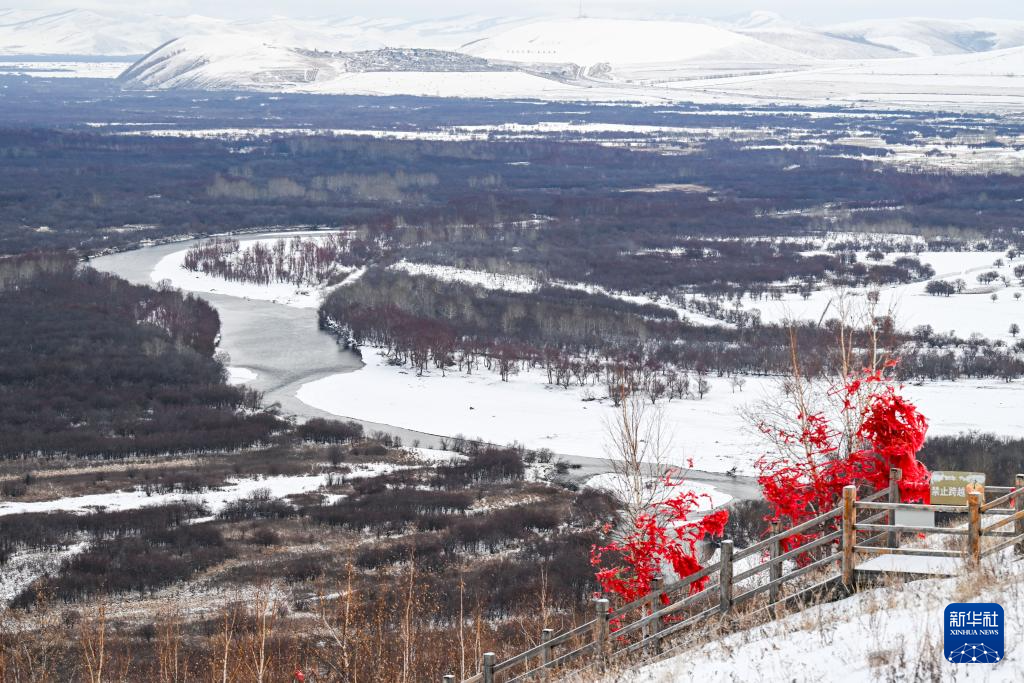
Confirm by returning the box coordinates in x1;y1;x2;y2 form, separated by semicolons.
944;603;1004;664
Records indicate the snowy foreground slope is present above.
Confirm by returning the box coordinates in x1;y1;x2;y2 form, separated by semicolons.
608;557;1024;682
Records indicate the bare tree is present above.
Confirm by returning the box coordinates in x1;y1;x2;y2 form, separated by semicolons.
604;389;677;523
743;289;899;472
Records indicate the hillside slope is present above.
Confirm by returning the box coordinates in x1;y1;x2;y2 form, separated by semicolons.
459;17;811;67
614;559;1023;682
826;17;1024;57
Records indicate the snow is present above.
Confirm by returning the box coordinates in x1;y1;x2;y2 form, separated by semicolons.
404;447;469;465
857;554;962;576
0;60;130;78
623;549;1024;682
654;47;1024;112
226;366;258;385
551;280;730;328
0;9;533;57
584;473;731;512
5;10;1024;112
296;70;593;100
735;250;1024;342
825;17;1024;57
150;233;347;309
388;261;727;327
108;17;1024;112
460;18;809;67
296;347;1024;477
0;474;331;518
391;260;539;293
296;347;763;476
0;463;421;520
0;542;88;603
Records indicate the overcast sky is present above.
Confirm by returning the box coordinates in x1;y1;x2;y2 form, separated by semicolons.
26;1;1024;24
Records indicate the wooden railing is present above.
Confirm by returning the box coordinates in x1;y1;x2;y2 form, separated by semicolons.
848;473;1024;572
449;470;1024;683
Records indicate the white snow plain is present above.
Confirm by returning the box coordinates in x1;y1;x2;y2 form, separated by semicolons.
736;250;1024;343
296;347;1024;478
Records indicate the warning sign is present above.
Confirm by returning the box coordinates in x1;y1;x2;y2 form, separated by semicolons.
930;471;986;505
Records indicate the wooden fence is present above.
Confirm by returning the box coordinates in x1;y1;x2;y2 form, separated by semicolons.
449;470;1024;683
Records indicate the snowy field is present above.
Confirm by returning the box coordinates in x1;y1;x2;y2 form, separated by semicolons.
0;474;325;518
584;473;732;512
0;60;130;78
0;462;408;519
295;348;1024;477
735;250;1024;342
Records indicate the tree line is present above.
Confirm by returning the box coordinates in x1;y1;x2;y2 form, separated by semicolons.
0;254;280;459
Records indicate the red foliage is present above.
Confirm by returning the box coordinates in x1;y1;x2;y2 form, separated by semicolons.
756;366;930;556
590;473;729;607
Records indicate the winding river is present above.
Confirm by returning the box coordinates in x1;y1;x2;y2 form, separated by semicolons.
90;233;759;502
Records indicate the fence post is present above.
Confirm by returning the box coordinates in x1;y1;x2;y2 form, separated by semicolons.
718;540;734;614
887;467;902;549
768;521;782;615
592;597;610;668
540;628;554;680
443;676;455;683
841;485;857;588
647;574;664;654
1016;474;1024;556
967;491;982;567
481;652;496;683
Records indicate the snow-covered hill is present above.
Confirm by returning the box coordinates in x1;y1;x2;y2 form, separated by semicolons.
731;13;904;60
118;35;586;100
825;17;1024;57
0;8;534;56
0;8;228;55
458;17;809;67
8;9;1024;111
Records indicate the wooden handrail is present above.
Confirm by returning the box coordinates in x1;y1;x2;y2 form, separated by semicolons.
857;501;968;513
982;487;1020;511
733;504;842;561
982;532;1024;558
733;530;841;582
855;522;967;536
855;546;962;558
610;561;720;619
982;509;1024;534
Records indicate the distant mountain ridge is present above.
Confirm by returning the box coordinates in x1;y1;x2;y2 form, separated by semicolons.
7;9;1024;111
6;8;1024;60
0;8;535;56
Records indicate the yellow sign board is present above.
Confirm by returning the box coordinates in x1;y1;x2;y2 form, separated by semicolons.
930;471;986;505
